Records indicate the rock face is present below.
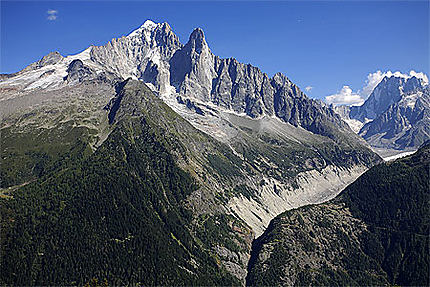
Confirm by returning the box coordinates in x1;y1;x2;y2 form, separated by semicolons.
90;21;182;94
34;51;64;68
247;144;430;286
359;86;430;149
88;21;357;141
350;76;417;121
64;59;94;83
335;75;429;150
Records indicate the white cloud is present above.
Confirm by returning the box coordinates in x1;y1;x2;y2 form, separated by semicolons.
361;70;429;99
326;70;429;106
47;9;58;21
325;86;364;106
409;70;429;84
360;70;386;99
305;86;313;92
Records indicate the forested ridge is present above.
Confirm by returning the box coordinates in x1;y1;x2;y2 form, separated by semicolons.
1;116;243;285
0;81;252;285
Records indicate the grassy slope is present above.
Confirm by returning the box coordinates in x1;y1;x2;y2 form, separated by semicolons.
1;82;112;189
1;123;97;188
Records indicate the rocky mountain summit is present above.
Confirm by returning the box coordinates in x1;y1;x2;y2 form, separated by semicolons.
359;85;429;150
2;20;357;140
334;75;429;151
91;21;356;142
350;76;426;122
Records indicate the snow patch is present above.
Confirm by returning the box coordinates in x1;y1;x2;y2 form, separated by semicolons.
383;151;416;161
400;92;421;108
143;20;157;30
66;46;92;62
344;118;364;133
127;20;158;38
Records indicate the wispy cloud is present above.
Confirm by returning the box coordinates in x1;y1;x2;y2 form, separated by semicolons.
305;86;313;92
326;70;429;106
47;9;58;21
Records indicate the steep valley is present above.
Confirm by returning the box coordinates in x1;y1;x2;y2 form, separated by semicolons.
0;21;385;285
0;78;379;285
247;143;430;286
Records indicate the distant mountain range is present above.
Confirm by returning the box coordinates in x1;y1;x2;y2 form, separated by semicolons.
334;75;429;151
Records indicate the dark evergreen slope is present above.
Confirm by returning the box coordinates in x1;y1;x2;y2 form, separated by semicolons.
0;80;254;285
247;143;430;286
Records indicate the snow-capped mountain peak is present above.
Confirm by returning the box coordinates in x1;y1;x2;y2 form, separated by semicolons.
127;19;158;38
349;75;427;122
334;73;429;150
142;19;157;30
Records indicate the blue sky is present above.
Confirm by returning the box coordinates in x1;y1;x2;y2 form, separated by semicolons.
1;1;429;103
